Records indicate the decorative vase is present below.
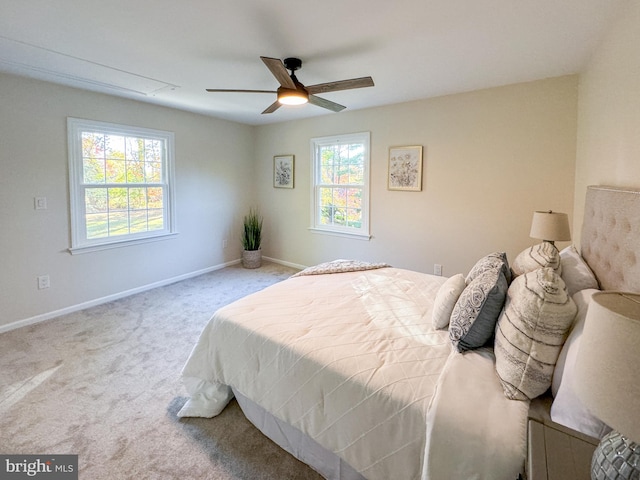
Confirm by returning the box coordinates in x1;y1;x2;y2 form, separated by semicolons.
242;249;262;269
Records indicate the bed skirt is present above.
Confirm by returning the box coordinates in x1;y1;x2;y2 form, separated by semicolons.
233;389;366;480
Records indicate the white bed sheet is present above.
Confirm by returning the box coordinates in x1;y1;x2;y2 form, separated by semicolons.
179;267;528;480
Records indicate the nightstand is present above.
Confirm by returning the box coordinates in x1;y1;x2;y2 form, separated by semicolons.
526;418;599;480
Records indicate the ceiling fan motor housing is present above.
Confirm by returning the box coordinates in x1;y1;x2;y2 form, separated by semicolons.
283;57;302;72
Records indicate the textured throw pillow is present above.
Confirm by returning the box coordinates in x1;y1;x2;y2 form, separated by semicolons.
512;242;562;277
431;274;467;329
465;252;511;285
450;269;508;352
559;245;599;296
550;289;611;439
494;267;577;400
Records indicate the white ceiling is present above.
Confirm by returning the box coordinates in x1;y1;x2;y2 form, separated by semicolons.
0;0;626;126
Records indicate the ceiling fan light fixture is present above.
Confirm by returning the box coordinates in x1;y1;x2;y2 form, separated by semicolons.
206;56;373;114
277;87;308;105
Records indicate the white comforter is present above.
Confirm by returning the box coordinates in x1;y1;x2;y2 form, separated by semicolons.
178;267;528;480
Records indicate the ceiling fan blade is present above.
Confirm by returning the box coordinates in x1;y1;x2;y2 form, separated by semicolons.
306;76;374;95
262;100;282;114
260;56;296;89
206;89;276;94
309;95;346;112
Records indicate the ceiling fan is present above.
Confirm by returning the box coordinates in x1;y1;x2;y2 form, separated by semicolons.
206;56;374;114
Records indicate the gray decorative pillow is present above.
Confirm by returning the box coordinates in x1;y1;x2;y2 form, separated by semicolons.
494;267;577;400
512;242;562;277
465;252;511;285
450;269;508;352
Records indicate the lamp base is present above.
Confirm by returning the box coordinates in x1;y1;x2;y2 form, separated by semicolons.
592;430;640;479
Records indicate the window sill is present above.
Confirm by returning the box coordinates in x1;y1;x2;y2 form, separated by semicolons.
68;232;179;255
308;227;371;241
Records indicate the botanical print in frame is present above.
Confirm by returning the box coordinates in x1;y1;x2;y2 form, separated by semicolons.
388;145;423;191
274;155;294;189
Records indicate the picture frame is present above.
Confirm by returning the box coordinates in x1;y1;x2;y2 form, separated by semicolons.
388;145;423;191
273;155;294;189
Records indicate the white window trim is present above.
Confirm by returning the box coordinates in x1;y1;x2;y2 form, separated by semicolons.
309;131;371;240
67;117;177;254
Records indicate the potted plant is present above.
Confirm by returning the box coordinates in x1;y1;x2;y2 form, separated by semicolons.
241;207;263;268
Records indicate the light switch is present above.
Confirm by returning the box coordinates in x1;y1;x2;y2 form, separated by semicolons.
35;197;47;210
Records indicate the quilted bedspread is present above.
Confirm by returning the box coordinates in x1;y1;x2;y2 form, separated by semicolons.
178;267;528;480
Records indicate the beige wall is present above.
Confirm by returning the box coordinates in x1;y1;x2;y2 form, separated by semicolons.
255;76;579;276
0;73;255;329
574;0;640;246
0;72;581;330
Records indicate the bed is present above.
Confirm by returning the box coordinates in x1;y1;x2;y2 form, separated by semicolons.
178;185;640;480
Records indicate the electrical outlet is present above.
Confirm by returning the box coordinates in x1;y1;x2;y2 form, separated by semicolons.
434;264;443;276
37;275;50;289
222;239;228;249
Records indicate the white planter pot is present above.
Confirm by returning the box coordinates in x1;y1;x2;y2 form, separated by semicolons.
242;249;262;269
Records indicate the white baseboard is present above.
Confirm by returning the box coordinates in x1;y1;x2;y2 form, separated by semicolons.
262;256;307;271
2;256;308;335
0;260;241;334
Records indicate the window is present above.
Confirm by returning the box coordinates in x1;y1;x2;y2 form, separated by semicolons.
67;118;176;253
310;132;370;239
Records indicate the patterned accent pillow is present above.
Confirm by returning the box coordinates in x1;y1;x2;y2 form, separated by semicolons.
431;273;467;329
449;269;508;352
465;252;511;285
512;242;562;277
494;267;577;400
292;259;391;277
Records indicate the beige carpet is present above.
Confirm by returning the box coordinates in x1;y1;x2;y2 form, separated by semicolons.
0;262;324;479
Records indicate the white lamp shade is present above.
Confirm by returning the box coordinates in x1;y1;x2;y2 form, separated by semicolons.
529;211;571;242
574;291;640;443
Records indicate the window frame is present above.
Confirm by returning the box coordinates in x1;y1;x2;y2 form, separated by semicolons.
309;131;371;240
67;117;177;254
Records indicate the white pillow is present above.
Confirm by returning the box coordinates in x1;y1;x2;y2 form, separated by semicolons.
559;245;599;296
431;274;466;329
550;289;611;439
551;288;598;396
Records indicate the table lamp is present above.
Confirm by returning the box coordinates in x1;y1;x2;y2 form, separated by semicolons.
529;210;572;245
574;291;640;479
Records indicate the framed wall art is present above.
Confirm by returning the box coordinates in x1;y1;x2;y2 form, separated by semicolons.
388;145;423;191
273;154;294;189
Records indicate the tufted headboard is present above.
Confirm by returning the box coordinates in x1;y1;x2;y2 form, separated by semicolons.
581;185;640;292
